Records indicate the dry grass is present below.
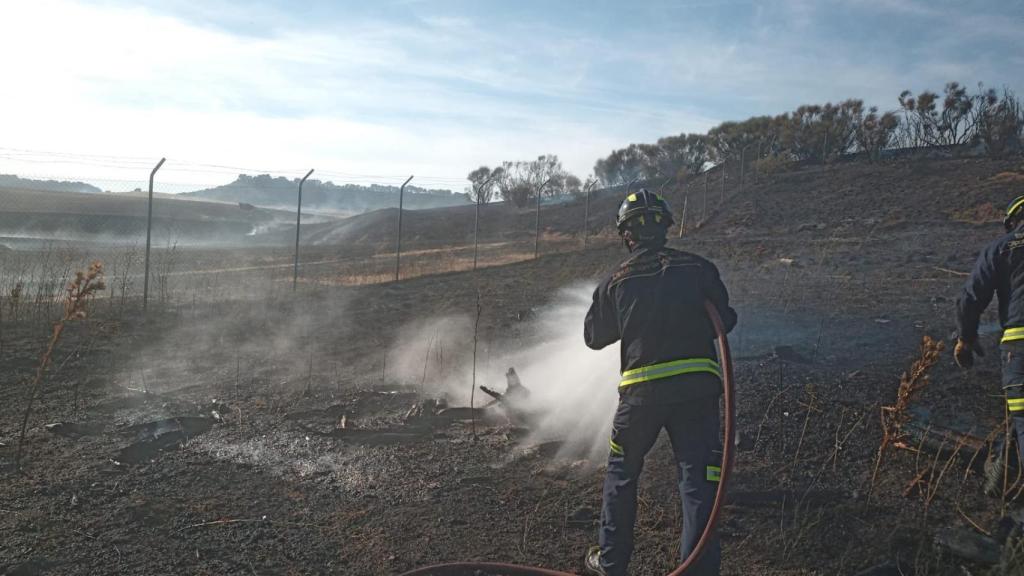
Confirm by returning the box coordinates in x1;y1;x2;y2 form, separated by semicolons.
14;261;105;471
950;202;1003;224
989;171;1024;184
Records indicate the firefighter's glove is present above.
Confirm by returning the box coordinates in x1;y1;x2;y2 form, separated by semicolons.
954;338;985;369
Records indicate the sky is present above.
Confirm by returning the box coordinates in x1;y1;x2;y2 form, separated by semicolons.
0;0;1021;191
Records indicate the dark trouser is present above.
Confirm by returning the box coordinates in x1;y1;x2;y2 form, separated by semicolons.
1001;344;1024;467
599;395;721;576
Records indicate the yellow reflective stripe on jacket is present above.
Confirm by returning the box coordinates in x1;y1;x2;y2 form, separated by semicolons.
1003;327;1024;343
620;358;721;388
706;465;721;482
1008;398;1024;413
609;439;625;456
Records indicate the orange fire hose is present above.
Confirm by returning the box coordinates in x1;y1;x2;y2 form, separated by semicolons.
399;300;735;576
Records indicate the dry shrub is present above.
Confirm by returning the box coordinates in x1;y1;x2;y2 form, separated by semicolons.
754;154;793;175
989;171;1024;185
870;335;945;493
15;261;105;470
951;202;1003;224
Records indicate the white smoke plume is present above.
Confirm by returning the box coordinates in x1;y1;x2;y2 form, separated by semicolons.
388;284;621;461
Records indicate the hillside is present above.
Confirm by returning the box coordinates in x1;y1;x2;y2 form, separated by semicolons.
285;156;1024;251
0;186;305;248
0;173;102;194
6;155;1024;576
182;173;471;214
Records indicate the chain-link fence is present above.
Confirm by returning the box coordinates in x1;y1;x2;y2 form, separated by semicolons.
0;156;629;323
1;137;1014;326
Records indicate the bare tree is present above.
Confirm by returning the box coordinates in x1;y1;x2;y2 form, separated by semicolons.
563;174;583;198
855;106;900;161
466;166;502;204
974;85;1024;158
897;82;978;147
496;161;532;208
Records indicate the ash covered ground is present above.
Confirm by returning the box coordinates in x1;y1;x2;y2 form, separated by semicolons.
3;157;1024;575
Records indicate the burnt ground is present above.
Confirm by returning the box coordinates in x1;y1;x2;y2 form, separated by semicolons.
3;157;1024;575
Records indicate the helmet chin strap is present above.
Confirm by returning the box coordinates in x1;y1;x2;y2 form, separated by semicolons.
621;229;667;252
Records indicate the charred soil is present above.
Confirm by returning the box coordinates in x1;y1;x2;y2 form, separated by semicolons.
3;157;1024;575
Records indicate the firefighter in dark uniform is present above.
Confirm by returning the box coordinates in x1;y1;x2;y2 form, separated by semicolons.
583;189;737;576
956;195;1024;484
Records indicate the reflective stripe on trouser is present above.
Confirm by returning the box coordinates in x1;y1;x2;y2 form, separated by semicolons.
620;358;721;388
706;465;721;482
609;438;625;456
1002;344;1024;472
600;397;721;576
1004;327;1024;344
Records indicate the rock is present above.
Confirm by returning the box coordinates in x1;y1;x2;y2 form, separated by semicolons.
114;417;215;464
934;526;1001;565
851;560;912;576
567;506;597;527
1;557;55;576
773;345;812;364
44;422;103;438
210;400;231;422
734;430;755;451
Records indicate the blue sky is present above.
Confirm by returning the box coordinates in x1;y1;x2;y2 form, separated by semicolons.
0;0;1021;189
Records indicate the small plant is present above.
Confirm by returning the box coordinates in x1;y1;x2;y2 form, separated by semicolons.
15;261;105;471
869;335;945;495
9;281;23;322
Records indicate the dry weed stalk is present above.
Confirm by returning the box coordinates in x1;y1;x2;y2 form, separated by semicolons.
869;335;945;495
15;261;105;471
469;290;482;441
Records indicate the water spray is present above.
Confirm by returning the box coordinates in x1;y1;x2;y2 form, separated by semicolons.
398;300;736;576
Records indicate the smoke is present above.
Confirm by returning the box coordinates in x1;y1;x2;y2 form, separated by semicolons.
111;288;352;399
501;285;619;461
386;314;476;396
388;284;620;461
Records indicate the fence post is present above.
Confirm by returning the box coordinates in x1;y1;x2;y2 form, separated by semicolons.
719;161;725;206
533;177;553;259
583;182;593;249
472;196;481;271
679;193;688;238
740;148;747;192
755;142;762;183
702;171;709;224
292;168;315;292
394;175;414;281
823;132;829;164
142;157;166;312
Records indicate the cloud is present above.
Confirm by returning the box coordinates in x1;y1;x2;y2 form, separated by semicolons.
0;0;719;186
0;0;1020;189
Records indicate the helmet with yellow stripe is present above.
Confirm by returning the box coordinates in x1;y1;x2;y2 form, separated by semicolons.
616;188;674;231
1005;195;1024;232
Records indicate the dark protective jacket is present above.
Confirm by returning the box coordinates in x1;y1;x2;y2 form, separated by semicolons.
585;244;738;403
957;225;1024;344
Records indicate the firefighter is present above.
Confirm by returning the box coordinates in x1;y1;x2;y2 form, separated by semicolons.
955;194;1024;489
583;189;737;576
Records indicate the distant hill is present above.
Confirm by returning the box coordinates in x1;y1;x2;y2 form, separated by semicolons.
0;174;102;194
182;174;471;213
